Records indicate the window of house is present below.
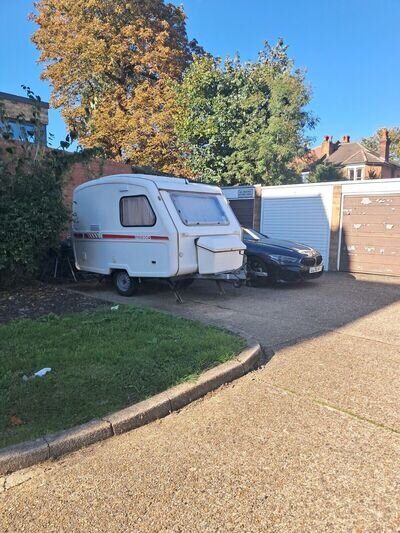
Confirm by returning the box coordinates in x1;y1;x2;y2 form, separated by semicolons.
0;119;46;144
170;192;229;226
120;196;156;227
348;167;364;180
301;171;310;183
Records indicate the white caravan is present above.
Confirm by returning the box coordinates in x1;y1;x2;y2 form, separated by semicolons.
72;174;246;298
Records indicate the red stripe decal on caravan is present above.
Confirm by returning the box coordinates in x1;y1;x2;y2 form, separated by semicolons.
150;235;169;241
74;233;169;241
102;234;135;239
102;234;169;241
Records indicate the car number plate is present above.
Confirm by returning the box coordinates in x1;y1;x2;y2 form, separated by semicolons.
309;264;323;274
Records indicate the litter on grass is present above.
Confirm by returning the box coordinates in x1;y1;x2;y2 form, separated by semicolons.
110;305;120;311
34;367;52;377
22;367;52;381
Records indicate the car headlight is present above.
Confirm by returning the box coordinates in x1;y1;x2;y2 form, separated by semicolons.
269;254;299;264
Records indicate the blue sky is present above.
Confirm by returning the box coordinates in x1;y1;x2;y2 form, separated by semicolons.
1;0;399;147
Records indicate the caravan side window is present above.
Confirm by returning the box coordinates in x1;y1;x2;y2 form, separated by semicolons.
120;196;156;227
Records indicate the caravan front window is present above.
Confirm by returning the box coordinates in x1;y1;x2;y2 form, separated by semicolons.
170;193;229;226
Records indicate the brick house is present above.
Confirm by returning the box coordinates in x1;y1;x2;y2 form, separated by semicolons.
0;90;49;143
303;129;400;181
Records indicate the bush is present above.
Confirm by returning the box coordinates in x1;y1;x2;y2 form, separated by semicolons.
308;162;344;183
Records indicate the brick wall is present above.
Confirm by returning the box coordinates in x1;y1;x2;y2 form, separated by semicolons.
63;159;132;208
1;98;48;125
328;185;342;271
379;164;400;179
0;138;132;209
253;185;262;231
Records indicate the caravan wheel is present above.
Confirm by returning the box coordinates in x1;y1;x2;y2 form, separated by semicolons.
112;271;138;297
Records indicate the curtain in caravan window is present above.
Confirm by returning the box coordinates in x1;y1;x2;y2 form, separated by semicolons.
120;196;156;226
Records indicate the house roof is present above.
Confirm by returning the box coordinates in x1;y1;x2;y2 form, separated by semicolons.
325;141;400;168
310;146;323;159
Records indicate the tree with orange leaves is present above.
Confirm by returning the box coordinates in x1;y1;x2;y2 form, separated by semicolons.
31;0;200;174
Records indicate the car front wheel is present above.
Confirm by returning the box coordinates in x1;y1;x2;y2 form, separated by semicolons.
246;256;275;286
112;270;138;296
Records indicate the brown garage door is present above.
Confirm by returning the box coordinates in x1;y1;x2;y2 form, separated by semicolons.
228;199;254;228
339;193;400;276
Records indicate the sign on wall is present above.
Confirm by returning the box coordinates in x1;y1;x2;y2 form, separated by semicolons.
223;187;255;200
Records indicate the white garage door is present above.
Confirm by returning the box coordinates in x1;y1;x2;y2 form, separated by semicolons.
261;195;331;268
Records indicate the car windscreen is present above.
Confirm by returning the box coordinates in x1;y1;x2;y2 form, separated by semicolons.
170;192;229;226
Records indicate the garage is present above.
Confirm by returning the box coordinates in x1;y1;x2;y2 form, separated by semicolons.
261;184;333;268
339;193;400;276
222;186;255;228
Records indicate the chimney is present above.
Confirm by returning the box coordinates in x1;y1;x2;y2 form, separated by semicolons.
379;128;390;161
342;135;350;143
321;135;334;157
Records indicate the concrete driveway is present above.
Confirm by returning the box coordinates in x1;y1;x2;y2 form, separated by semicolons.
1;273;400;531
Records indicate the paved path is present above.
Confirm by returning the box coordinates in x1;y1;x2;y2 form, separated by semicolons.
1;273;400;531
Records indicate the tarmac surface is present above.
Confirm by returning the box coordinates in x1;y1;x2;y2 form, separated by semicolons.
1;273;399;531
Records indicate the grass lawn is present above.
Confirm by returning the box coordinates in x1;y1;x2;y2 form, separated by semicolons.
0;306;245;448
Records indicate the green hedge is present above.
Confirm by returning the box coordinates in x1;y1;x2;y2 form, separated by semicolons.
0;143;69;287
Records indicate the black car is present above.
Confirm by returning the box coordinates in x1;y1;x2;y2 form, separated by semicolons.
242;227;324;283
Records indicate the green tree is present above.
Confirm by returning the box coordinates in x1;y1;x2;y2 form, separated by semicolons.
31;0;201;174
175;40;317;185
307;163;344;183
362;127;400;161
